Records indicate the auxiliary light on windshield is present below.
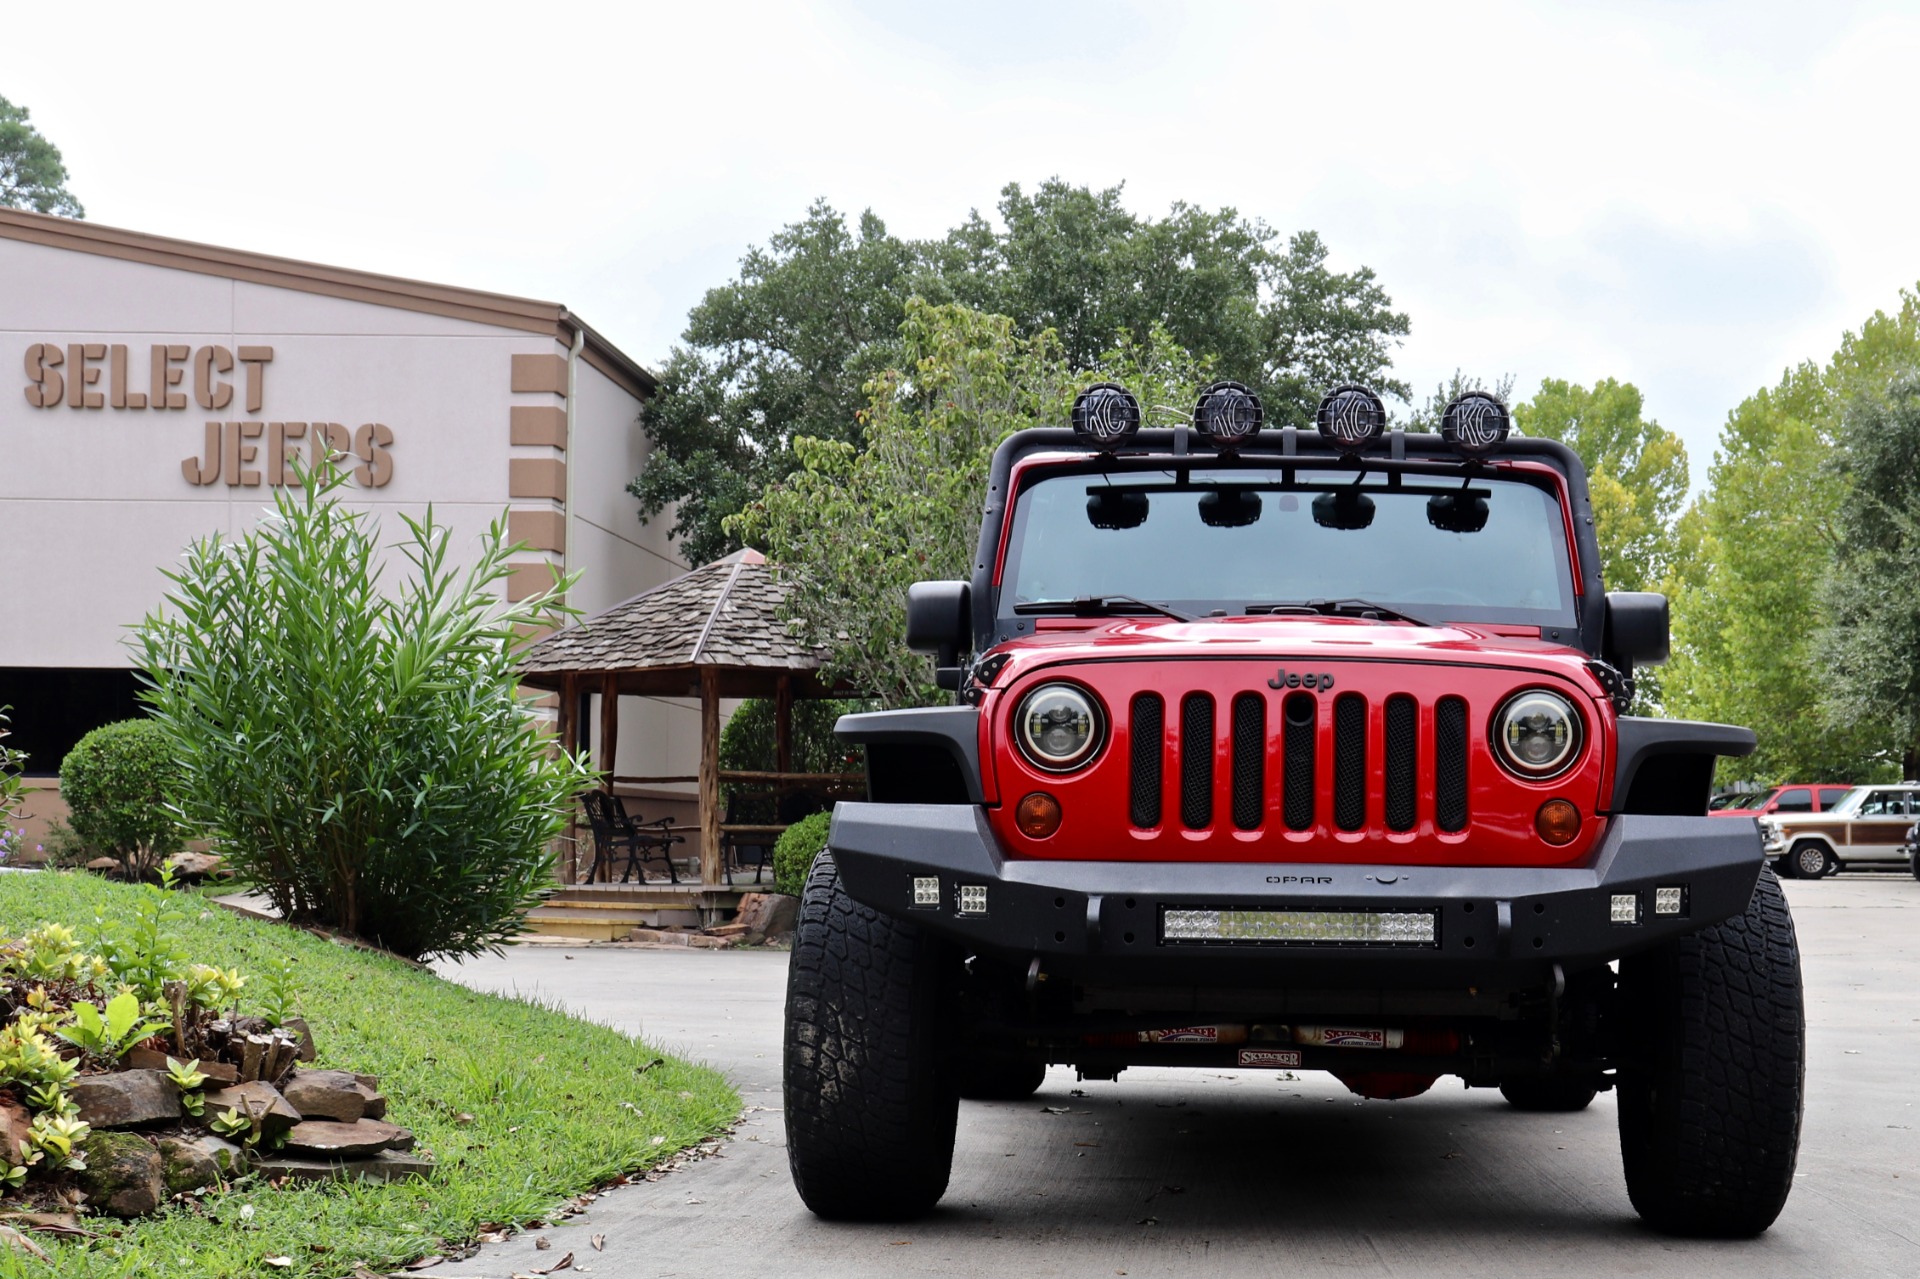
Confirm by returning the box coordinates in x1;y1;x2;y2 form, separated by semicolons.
1440;390;1511;457
1193;381;1264;448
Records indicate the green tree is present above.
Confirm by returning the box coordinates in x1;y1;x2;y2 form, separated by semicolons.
1663;288;1920;783
729;301;1209;707
135;470;595;959
1513;378;1688;594
634;181;1408;565
0;95;83;217
58;720;183;881
1817;370;1920;778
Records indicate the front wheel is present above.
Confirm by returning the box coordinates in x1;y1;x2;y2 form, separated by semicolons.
1790;841;1835;879
1616;868;1804;1237
783;852;959;1220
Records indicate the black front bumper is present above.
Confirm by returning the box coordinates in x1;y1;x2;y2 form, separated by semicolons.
829;804;1764;986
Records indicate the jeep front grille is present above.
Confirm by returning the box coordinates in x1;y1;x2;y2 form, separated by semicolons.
1135;687;1471;835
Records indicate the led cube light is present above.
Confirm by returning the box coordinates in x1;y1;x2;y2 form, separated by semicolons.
1610;893;1641;925
1654;886;1686;916
912;876;940;908
958;884;989;915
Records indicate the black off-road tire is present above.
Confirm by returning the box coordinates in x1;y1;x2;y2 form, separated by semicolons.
1498;1077;1600;1112
1616;867;1804;1237
953;1055;1048;1101
783;852;959;1220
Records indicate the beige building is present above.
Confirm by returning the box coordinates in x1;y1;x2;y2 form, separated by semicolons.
0;208;702;845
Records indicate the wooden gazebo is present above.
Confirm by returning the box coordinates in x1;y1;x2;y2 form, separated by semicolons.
518;548;858;887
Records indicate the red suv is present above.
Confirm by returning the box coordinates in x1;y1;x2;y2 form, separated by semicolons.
1712;784;1852;818
784;383;1803;1239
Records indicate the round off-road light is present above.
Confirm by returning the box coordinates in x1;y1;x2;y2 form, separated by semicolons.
1494;690;1582;779
1016;792;1063;839
1535;798;1582;846
1440;390;1511;456
1071;382;1143;448
1014;682;1105;773
1315;384;1387;453
1193;381;1264;448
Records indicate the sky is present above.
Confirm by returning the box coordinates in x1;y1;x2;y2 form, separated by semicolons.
7;0;1918;495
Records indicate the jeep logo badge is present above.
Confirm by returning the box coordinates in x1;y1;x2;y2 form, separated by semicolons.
1267;668;1335;691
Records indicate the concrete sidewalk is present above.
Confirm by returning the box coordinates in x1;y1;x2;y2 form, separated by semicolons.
437;874;1920;1278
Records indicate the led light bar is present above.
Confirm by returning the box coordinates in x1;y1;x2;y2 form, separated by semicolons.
1610;893;1640;924
958;884;988;915
911;876;940;907
1162;908;1437;946
1654;886;1685;916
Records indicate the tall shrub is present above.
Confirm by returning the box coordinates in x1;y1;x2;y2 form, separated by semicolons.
134;472;595;960
58;719;183;879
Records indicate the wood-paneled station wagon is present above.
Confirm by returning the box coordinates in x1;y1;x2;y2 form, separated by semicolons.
782;382;1805;1238
1761;783;1920;878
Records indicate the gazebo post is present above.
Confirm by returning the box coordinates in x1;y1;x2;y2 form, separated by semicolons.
597;673;619;883
775;672;793;774
559;672;579;883
699;667;723;886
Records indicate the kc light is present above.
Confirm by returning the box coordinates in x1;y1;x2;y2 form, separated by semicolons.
1494;689;1582;779
1071;381;1143;448
1193;381;1264;448
1315;384;1387;453
1440;390;1511;456
1014;683;1105;773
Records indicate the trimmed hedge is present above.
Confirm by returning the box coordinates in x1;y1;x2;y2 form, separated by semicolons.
772;811;833;897
58;718;183;879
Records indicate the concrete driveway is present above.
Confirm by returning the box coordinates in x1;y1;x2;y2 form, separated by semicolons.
437;875;1920;1278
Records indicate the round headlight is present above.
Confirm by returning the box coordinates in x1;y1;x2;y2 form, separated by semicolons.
1494;690;1582;779
1015;683;1105;773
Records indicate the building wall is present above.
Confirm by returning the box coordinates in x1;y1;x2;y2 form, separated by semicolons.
0;225;694;863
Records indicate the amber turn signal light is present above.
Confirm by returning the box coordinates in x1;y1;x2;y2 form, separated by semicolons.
1535;798;1581;846
1016;792;1063;839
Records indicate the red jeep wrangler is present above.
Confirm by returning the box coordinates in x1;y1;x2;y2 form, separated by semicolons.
783;383;1804;1237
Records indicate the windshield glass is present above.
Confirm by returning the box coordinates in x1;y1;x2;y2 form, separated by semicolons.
1002;465;1576;626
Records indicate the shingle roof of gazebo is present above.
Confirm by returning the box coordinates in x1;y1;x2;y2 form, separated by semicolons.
518;548;828;681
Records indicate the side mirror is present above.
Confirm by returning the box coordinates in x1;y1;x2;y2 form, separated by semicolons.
1605;592;1670;666
906;580;972;689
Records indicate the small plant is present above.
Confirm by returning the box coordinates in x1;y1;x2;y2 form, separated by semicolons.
58;718;186;882
772;810;834;897
89;866;191;1001
208;1105;255;1145
166;1055;209;1116
23;1081;76;1119
25;1113;89;1171
0;1022;79;1090
52;990;171;1064
254;954;298;1026
185;962;246;1014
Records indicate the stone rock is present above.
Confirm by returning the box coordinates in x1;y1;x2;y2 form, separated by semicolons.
386;1126;415;1152
283;1070;368;1123
0;1099;30;1165
686;933;736;949
156;1134;242;1194
77;1131;164;1217
163;850;225;881
84;856;121;876
254;1149;435;1184
198;1081;300;1135
124;1048;239;1083
734;892;799;940
70;1071;181;1128
281;1119;407;1158
281;1017;319;1062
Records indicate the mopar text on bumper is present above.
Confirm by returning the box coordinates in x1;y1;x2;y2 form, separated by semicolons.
828;803;1765;980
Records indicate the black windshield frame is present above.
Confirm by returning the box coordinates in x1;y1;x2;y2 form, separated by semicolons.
988;441;1590;642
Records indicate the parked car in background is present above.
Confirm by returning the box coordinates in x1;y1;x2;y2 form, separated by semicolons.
1712;783;1854;819
1761;784;1920;877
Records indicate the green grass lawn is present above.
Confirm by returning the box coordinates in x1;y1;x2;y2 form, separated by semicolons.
0;872;738;1278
